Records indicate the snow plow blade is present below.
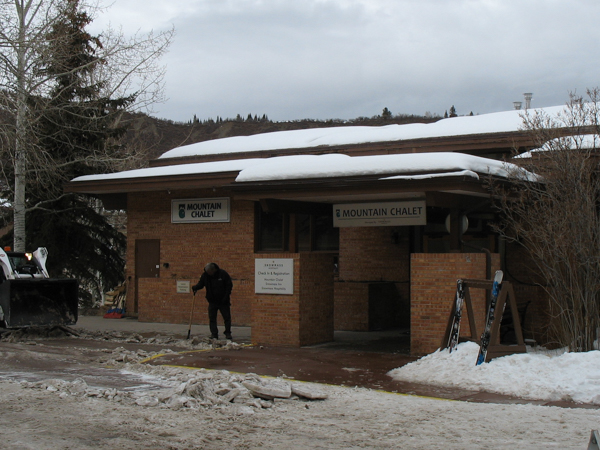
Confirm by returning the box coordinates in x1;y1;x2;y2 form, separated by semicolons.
0;279;78;328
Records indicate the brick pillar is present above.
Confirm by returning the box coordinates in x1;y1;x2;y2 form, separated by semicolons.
410;253;500;356
251;253;334;347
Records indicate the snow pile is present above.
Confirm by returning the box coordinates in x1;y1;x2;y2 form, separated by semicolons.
96;343;244;365
20;365;328;414
0;326;79;342
78;329;242;350
0;326;242;351
96;346;177;364
388;342;600;405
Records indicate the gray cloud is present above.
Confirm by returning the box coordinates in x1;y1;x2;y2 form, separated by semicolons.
96;0;600;122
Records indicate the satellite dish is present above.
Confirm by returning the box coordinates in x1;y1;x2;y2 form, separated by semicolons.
445;214;469;235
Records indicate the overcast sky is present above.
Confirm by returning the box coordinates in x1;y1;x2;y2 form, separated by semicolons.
92;0;600;123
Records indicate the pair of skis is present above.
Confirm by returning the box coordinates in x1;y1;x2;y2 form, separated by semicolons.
446;270;504;366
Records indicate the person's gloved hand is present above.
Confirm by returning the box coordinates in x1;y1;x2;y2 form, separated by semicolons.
192;287;198;294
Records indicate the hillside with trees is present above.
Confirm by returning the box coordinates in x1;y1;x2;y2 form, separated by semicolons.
120;109;443;161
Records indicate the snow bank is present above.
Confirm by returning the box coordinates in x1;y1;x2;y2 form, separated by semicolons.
388;342;600;405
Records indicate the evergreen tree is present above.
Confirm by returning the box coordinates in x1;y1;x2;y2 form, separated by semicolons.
382;107;392;119
449;105;457;117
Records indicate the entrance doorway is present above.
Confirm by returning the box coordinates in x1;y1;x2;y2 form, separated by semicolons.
134;239;160;313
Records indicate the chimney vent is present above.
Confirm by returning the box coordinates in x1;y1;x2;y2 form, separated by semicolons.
523;93;533;110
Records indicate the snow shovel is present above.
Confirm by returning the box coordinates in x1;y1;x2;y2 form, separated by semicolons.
186;291;197;339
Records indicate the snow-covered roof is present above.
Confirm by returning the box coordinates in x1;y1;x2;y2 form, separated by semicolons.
234;153;515;182
71;105;560;187
158;105;567;160
516;133;599;158
72;152;528;184
72;158;265;182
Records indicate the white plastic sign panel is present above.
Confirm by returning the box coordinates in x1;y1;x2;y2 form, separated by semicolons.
333;200;426;227
171;198;230;223
255;259;294;295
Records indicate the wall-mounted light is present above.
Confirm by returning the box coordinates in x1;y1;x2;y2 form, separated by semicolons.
445;214;469;235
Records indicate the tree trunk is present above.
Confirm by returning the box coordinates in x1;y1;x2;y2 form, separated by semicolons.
13;2;28;252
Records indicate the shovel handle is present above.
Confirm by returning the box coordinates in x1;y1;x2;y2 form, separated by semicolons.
186;290;197;339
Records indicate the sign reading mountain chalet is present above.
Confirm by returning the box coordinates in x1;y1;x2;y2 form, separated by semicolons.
171;198;230;223
333;200;426;227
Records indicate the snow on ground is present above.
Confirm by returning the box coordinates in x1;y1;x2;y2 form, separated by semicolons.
0;326;242;351
2;330;600;448
2;361;600;449
389;342;600;405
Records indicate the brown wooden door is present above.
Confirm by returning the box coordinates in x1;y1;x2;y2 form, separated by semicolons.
134;239;160;313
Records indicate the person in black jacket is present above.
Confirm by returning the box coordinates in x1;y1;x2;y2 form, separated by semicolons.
192;262;233;340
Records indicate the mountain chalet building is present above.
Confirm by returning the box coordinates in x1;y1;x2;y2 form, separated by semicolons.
67;107;564;355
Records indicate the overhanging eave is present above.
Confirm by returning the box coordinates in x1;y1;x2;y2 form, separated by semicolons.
64;172;240;195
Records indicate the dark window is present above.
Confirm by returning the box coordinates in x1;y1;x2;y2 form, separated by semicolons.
256;205;338;252
257;209;288;252
313;214;339;251
296;213;312;252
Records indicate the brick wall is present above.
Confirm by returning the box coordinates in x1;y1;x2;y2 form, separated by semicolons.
299;253;335;345
138;278;208;324
126;189;255;326
410;253;500;356
334;282;370;331
335;226;411;330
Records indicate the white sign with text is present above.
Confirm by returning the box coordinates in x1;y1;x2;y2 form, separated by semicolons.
171;198;230;223
255;258;294;295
